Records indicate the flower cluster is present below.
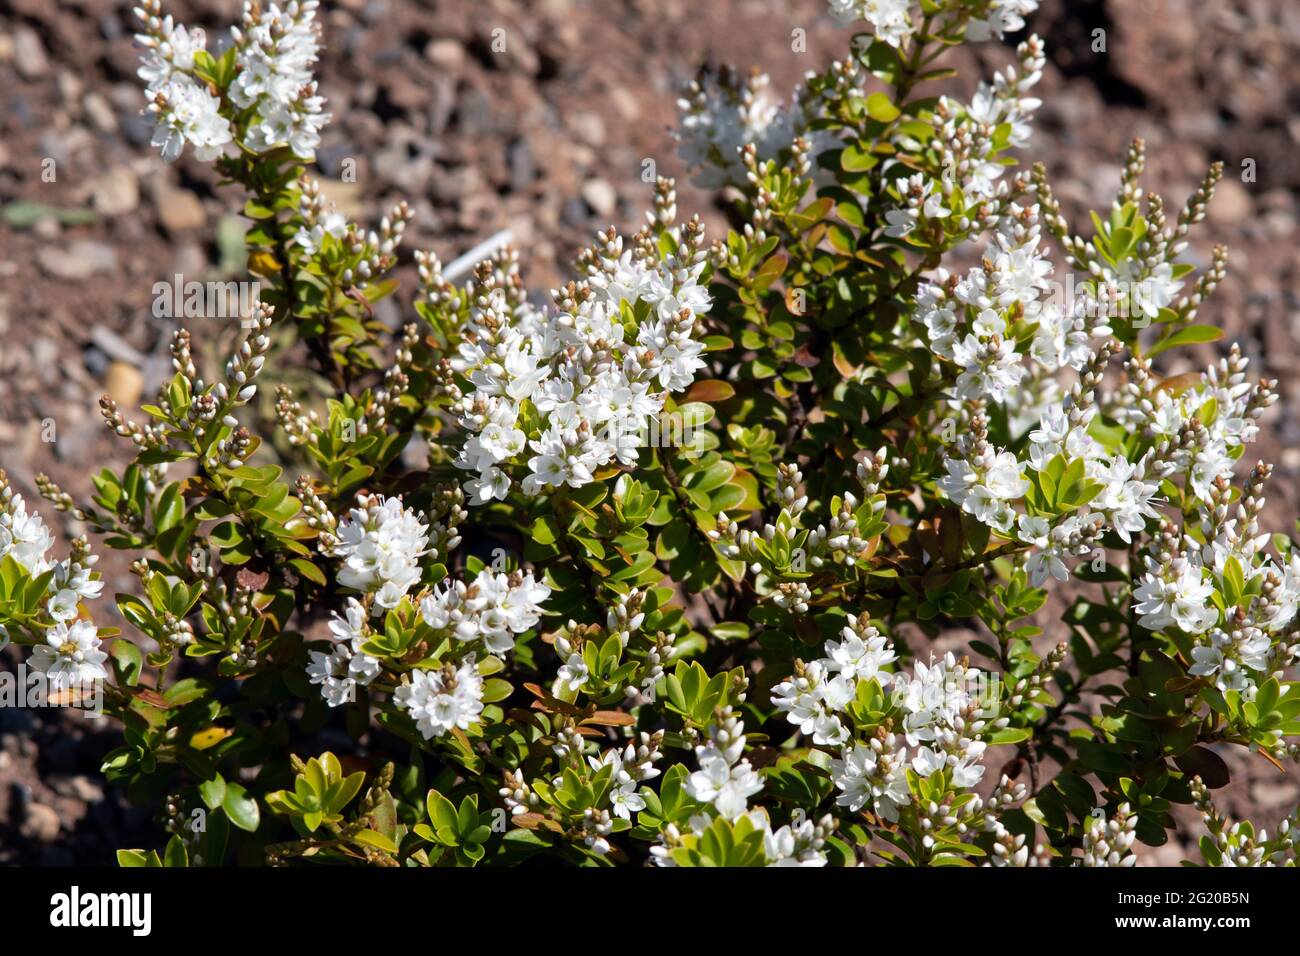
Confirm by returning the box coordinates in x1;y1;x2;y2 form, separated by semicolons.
305;494;550;718
828;0;915;47
773;614;897;746
675;68;793;190
229;1;328;158
1080;804;1138;867
1192;777;1300;867
330;494;430;612
306;598;379;706
1134;462;1300;696
683;708;765;820
448;220;711;504
940;346;1165;586
0;481;55;576
1;476;106;690
419;568;552;658
589;733;664;820
1119;346;1275;499
394;657;485;740
776;616;1012;827
134;0;327;164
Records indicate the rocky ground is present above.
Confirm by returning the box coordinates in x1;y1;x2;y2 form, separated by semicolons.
0;0;1297;864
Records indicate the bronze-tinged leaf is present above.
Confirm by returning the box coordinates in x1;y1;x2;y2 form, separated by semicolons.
683;379;736;403
511;812;546;830
236;566;270;591
831;343;859;377
131;687;171;709
580;710;636;727
792;344;821;368
525;690;583;716
1174;745;1231;789
49;687;98;708
345;286;376;318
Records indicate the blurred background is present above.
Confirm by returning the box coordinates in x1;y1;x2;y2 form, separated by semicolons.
0;0;1297;864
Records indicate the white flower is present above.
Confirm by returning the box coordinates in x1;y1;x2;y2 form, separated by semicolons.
0;493;55;575
1188;628;1271;693
333;495;429;610
830;739;910;821
1092;457;1160;544
1019;513;1101;587
228;0;329;160
393;657;485;740
836;0;914;48
306;645;359;706
52;559;104;602
1133;556;1218;634
912;745;946;777
1120;260;1184;322
675;68;792;189
952;333;1025;402
967;0;1039;42
420;569;550;656
46;589;81;623
941;448;1027;534
885;206;919;238
771;662;830;734
294;210;348;256
685;752;764;820
608;782;646;819
554;652;590;697
145;76;233;163
136;16;207;88
764;817;828;867
453;234;710;502
29;619;108;689
824;627;897;684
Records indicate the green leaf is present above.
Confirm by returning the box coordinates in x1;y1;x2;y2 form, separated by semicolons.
841;142;878;173
426;789;459;838
116;849;162;868
865;92;901;123
1148;324;1222;357
110;639;143;687
222;783;261;833
198;776;227;810
353;829;399;854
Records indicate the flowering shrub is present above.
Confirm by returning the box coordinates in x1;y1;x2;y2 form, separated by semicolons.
6;0;1300;868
